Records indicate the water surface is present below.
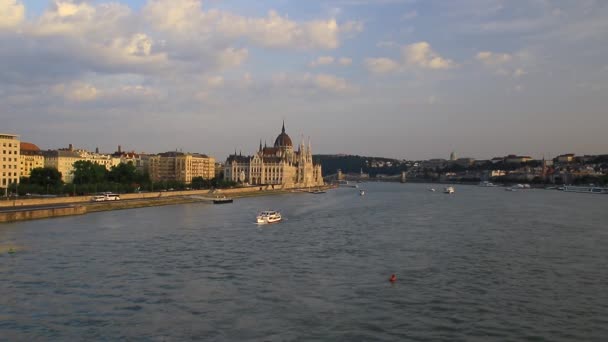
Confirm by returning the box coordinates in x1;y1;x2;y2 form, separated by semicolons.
1;183;607;341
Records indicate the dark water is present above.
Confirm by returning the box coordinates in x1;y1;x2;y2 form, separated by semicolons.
1;183;607;341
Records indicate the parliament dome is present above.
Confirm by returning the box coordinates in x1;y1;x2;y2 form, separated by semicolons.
273;122;293;147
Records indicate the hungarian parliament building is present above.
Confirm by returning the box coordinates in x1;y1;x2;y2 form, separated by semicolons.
224;122;324;188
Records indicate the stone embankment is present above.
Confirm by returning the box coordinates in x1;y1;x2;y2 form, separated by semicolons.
0;185;335;223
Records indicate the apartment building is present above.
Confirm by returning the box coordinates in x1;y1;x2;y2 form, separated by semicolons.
0;133;20;189
20;142;45;178
149;152;215;183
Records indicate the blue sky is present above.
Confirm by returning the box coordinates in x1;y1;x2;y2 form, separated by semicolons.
2;0;607;160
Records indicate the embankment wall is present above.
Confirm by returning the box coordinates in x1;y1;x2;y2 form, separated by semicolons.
0;206;87;223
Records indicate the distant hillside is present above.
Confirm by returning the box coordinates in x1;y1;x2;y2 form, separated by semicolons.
313;154;408;177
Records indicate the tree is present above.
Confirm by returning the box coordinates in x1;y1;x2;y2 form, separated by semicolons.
108;162;140;184
72;160;108;184
27;167;63;186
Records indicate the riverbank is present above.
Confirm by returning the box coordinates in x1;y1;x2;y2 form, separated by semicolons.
0;185;335;223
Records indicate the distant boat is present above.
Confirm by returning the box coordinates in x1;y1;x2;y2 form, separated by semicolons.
359;190;365;196
444;186;455;194
213;196;233;204
562;186;608;194
479;181;497;187
428;188;436;192
310;189;326;194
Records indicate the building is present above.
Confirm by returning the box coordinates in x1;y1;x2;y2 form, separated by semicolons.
20;142;45;178
556;154;575;163
43;144;121;183
1;133;20;189
112;146;148;174
504;155;533;164
224;122;324;188
149;152;215;183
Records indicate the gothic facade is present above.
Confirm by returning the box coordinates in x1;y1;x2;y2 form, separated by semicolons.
224;123;324;188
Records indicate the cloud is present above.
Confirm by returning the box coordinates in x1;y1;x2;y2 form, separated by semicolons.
52;81;99;102
476;50;527;78
476;51;512;66
310;56;352;67
314;74;356;93
365;57;400;73
338;57;352;66
272;72;357;93
217;47;248;70
0;0;25;29
403;42;455;69
366;41;455;74
310;56;335;67
205;75;224;88
143;0;361;50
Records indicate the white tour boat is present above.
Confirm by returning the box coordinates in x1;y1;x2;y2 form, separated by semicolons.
444;186;455;194
256;210;282;224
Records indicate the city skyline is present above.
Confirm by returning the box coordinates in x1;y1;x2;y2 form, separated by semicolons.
1;0;607;160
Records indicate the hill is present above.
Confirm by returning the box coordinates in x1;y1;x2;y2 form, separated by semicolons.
313;154;409;177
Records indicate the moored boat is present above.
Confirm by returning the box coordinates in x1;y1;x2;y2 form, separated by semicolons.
213;196;233;204
562;186;608;194
444;186;455;194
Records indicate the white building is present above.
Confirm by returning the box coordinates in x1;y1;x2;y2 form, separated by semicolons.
224;122;324;188
1;133;20;190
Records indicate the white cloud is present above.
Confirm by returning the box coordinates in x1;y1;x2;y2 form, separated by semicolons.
338;57;352;66
217;47;248;70
272;72;356;93
53;81;99;102
476;51;512;66
476;50;528;78
310;56;335;67
403;41;455;69
365;57;400;73
310;56;352;67
314;74;356;93
0;0;25;29
143;0;361;50
366;41;455;74
206;75;224;88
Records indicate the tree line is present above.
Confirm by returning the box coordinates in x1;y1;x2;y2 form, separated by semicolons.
9;161;236;196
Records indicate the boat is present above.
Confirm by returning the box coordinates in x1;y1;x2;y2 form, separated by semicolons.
428;188;436;192
443;186;455;194
256;210;282;224
505;187;517;192
338;181;358;188
359;190;365;196
213;196;233;204
479;181;497;187
562;186;608;194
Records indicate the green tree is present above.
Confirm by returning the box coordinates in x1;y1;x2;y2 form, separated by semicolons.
27;167;63;186
108;162;139;184
72;160;108;184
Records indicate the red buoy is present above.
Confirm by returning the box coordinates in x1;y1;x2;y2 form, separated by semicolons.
389;274;397;282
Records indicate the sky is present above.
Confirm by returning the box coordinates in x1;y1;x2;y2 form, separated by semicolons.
1;0;607;161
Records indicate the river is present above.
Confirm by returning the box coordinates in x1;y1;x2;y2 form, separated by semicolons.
1;183;607;341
